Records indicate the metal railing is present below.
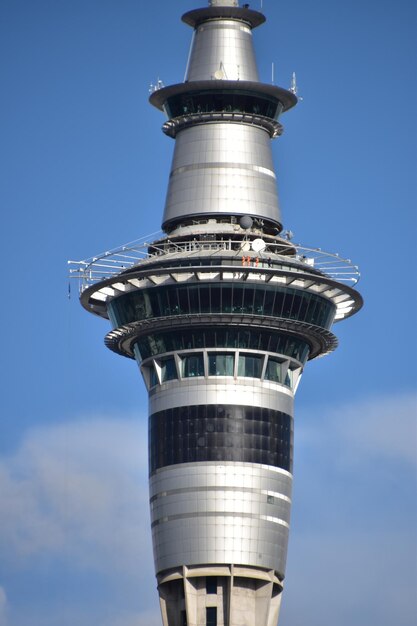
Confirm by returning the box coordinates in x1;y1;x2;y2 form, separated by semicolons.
68;230;360;293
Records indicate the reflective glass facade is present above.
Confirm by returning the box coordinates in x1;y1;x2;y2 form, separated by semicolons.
133;327;310;364
136;346;302;389
149;404;293;474
108;283;335;330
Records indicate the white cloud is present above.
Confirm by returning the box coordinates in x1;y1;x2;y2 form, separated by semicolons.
281;529;417;626
337;393;417;466
0;394;415;626
297;391;417;468
0;414;152;572
285;391;417;626
0;413;160;626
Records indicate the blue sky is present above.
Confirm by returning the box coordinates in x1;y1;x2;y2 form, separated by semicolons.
1;0;416;625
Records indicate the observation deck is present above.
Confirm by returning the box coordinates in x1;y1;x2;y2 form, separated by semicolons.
69;232;360;305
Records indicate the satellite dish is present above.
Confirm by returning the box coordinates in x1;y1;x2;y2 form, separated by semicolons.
239;215;253;230
240;241;251;252
251;238;266;253
214;69;224;79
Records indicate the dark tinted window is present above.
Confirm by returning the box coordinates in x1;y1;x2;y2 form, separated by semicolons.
180;354;204;378
206;607;217;626
206;577;217;594
165;90;284;121
149;404;293;474
133;328;310;364
108;283;335;331
160;357;177;382
265;358;282;383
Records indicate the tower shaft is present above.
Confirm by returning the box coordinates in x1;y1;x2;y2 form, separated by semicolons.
74;3;362;625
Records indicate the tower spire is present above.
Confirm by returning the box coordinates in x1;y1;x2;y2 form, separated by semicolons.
150;2;295;234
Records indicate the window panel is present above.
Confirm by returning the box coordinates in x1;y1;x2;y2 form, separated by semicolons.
150;365;159;388
188;284;200;314
210;285;221;313
208;353;234;376
109;283;334;331
160;357;177;382
199;285;210;313
238;354;262;378
265;357;282;383
180;354;204;378
133;329;310;365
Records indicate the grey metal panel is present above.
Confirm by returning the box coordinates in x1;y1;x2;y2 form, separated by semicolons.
150;462;293;499
149;378;294;416
152;516;289;574
149;462;292;575
186;21;259;82
162;123;281;227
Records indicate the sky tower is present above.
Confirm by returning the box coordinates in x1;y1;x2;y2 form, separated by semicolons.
71;1;362;624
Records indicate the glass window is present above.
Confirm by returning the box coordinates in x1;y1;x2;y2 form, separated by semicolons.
133;329;310;365
165;90;283;121
206;607;217;626
265;358;282;383
149;404;293;474
232;285;244;313
180;354;204;378
160;357;177;383
188;284;200;314
210;285;221;313
263;289;275;316
273;291;285;317
253;286;265;315
208;353;234;376
149;365;159;388
206;577;217;594
200;285;210;313
243;286;254;314
222;285;232;313
238;354;262;378
108;284;334;331
285;369;293;388
178;286;189;314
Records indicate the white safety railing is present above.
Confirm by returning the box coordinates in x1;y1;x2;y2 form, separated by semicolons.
68;231;360;293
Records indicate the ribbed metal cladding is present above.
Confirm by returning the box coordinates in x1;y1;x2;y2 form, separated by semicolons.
150;462;292;577
162;123;281;229
185;19;259;82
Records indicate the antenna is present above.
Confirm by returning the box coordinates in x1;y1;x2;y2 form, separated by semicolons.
149;78;165;94
271;62;275;84
183;30;195;81
290;71;297;95
290;71;303;100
